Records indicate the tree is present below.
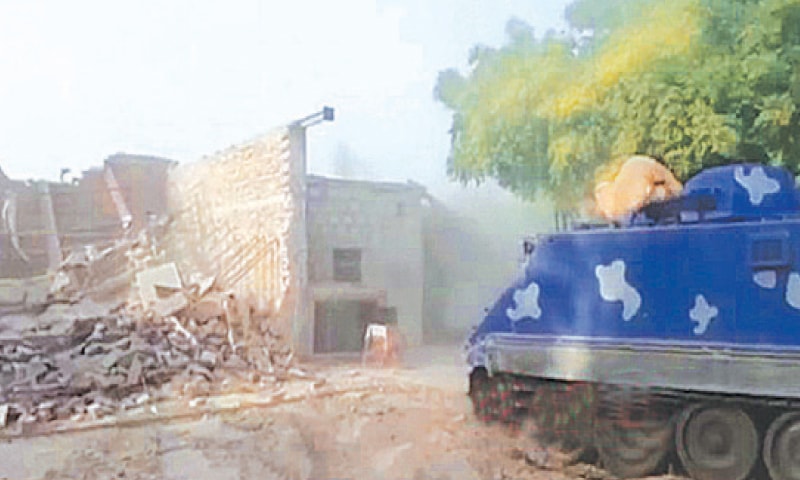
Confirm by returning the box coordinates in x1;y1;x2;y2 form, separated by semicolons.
435;0;800;212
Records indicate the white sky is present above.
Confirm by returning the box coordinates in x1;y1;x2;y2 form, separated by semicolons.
0;0;570;194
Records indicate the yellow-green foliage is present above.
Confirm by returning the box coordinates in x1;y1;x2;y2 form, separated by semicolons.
548;0;701;119
436;0;800;210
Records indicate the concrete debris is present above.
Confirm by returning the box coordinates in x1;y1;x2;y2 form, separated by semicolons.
519;448;549;469
167;317;198;346
185;273;216;298
563;464;613;480
0;276;50;311
187;292;227;323
0;280;27;306
198;350;218;368
135;262;182;306
0;220;294;432
151;292;189;318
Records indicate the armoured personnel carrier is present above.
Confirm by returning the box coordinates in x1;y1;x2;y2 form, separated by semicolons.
465;163;800;480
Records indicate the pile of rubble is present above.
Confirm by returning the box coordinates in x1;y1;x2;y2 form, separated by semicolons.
0;222;293;431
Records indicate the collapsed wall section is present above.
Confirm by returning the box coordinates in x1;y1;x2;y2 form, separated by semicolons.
165;127;307;343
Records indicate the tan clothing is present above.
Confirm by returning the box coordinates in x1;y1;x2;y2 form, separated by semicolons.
594;156;683;220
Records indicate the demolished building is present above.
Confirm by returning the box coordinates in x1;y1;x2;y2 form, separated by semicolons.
0;138;298;431
166;128;427;355
1;124;428;359
0;154;174;278
0;118;541;431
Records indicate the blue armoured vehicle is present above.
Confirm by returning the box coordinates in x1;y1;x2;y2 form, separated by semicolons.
465;163;800;480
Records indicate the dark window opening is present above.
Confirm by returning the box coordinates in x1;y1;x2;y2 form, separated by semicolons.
749;233;790;268
333;248;362;282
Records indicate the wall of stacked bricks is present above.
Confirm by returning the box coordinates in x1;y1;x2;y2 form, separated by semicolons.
164;128;306;348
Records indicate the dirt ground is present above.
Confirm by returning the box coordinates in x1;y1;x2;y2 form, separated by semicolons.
0;345;683;480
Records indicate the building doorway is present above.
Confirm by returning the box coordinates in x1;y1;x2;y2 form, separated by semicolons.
313;299;379;353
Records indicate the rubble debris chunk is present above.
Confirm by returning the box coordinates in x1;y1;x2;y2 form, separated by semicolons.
186;273;216;298
135;262;183;306
0;280;28;306
151;292;189;318
0;218;294;433
187;293;227;323
198;350;218;368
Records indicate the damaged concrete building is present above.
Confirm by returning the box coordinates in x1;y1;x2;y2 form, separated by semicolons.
1;125;428;357
166;128;426;356
306;175;425;353
0;111;544;434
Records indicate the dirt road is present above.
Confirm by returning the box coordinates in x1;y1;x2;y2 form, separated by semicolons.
0;346;681;480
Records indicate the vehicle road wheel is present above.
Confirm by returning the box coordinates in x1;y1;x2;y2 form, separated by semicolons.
529;382;595;457
495;376;519;424
469;371;499;422
676;404;758;480
594;408;672;478
764;412;800;480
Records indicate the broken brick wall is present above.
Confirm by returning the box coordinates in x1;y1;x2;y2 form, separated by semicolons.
165;127;308;349
1;181;65;278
